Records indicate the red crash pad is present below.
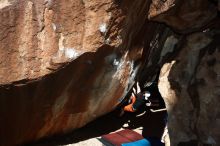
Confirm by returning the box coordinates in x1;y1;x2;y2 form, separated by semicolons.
101;129;143;146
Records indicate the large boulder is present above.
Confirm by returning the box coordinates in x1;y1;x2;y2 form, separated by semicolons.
158;30;220;145
0;0;154;145
140;1;220;145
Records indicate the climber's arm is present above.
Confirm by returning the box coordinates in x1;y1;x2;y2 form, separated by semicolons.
123;94;136;112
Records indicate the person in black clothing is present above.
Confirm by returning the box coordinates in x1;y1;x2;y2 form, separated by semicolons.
123;81;169;146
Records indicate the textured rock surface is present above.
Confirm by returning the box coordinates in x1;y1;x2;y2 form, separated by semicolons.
0;0;153;145
148;0;217;33
137;1;220;145
158;30;220;145
0;0;120;84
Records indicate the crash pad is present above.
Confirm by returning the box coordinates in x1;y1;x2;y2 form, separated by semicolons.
121;139;151;146
101;129;143;146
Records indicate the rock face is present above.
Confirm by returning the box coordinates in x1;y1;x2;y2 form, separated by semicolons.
139;0;220;145
158;31;220;145
0;0;153;145
148;0;217;33
147;1;220;146
0;0;119;84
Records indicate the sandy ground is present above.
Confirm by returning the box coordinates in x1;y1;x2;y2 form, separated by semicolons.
64;138;103;146
26;106;166;146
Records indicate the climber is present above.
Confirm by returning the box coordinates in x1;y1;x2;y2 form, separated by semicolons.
123;82;152;112
122;81;170;145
